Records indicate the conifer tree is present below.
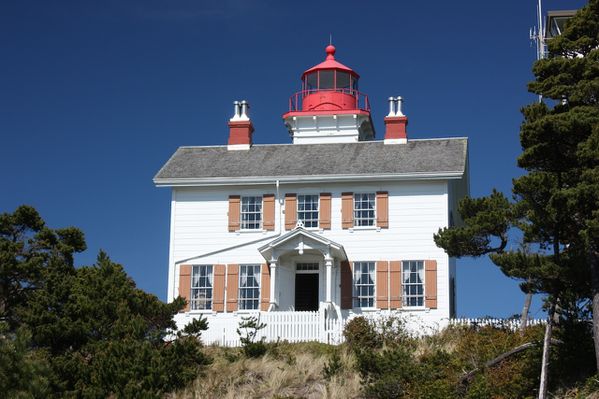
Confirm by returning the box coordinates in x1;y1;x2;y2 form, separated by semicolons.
435;1;599;394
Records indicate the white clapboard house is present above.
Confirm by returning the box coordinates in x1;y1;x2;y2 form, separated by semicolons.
154;45;469;345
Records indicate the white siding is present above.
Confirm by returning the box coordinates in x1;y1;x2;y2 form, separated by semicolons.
168;179;455;321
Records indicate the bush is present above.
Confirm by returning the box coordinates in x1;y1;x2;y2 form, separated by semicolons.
237;315;267;358
322;349;343;380
343;316;381;350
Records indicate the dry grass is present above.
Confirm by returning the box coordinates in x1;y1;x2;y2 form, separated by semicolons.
169;343;362;399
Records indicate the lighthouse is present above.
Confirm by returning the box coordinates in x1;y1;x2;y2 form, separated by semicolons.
282;45;376;144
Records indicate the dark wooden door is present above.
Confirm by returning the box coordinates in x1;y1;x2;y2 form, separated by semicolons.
295;274;319;311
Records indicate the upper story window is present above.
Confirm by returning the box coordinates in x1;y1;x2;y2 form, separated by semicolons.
353;261;375;308
241;196;262;230
239;265;261;310
191;265;213;310
402;261;424;307
354;193;375;227
297;194;319;228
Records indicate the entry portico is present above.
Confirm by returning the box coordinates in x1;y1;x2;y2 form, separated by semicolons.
258;224;347;313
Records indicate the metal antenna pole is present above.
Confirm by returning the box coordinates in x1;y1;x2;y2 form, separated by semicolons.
536;0;545;103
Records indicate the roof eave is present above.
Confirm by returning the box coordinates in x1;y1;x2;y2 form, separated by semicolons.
153;171;466;187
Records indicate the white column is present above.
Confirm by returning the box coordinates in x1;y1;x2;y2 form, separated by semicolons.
269;260;277;307
325;257;333;303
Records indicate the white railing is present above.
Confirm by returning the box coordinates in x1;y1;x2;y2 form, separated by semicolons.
198;311;343;347
449;317;546;332
192;312;548;347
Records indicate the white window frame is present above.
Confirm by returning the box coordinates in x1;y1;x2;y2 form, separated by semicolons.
353;261;376;308
238;264;261;311
297;194;319;229
402;260;425;308
240;196;263;230
190;265;213;311
296;262;319;274
353;193;376;227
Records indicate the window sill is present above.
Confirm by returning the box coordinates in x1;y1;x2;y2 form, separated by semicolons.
349;226;380;232
353;307;378;312
234;309;261;314
187;310;215;315
236;229;267;235
401;307;430;312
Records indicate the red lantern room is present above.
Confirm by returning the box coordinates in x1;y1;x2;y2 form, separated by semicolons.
283;45;374;144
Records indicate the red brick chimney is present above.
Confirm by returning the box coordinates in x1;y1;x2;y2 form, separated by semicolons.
228;100;254;150
384;96;408;144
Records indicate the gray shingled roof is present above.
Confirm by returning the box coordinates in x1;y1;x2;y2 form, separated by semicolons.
154;138;468;185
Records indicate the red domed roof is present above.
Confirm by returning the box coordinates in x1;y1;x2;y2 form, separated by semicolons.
302;45;359;78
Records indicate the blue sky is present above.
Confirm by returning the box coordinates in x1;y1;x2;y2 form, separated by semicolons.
0;0;588;318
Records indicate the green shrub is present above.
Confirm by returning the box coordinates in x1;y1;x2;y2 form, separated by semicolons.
237;315;267;358
343;316;381;350
322;349;343;380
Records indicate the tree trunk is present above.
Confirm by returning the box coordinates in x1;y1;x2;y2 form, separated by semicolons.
520;289;533;334
589;247;599;372
538;302;555;399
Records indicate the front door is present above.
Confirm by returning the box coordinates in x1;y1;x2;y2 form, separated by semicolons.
295;274;319;311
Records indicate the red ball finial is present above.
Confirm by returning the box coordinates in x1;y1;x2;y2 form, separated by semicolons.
325;44;336;60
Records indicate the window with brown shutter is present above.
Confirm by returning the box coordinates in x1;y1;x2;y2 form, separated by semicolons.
425;260;438;309
376;261;389;309
226;264;239;312
376;191;389;228
213;264;226;312
284;193;297;230
228;196;240;232
319;193;331;229
260;264;271;311
341;192;353;229
263;194;275;231
178;264;192;312
340;260;353;309
389;261;402;309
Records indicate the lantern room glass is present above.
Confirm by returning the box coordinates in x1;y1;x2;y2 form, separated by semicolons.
304;70;358;94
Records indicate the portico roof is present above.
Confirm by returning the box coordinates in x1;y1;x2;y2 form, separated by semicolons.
258;225;347;262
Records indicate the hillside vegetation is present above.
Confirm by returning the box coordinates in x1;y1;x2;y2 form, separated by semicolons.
171;316;599;399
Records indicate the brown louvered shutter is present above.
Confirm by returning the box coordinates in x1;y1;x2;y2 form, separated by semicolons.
213;264;226;312
260;264;271;311
263;194;275;231
319;193;331;229
376;261;389;309
340;260;353;309
376;191;389;229
178;265;192;312
341;192;353;229
226;264;239;312
425;260;438;309
389;261;402;309
228;195;240;232
285;193;297;230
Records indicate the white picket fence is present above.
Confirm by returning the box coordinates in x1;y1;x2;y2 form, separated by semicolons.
193;312;546;347
199;310;346;347
449;317;546;331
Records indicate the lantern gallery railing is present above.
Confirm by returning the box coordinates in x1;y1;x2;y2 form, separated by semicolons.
287;89;371;113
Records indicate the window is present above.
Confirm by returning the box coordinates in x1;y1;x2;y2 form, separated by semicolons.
306;72;317;91
319;70;334;90
296;262;319;272
191;265;213;310
239;265;261;310
353;262;375;308
402;261;424;307
297;194;319;228
354;193;375;227
241;196;262;230
336;71;350;90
